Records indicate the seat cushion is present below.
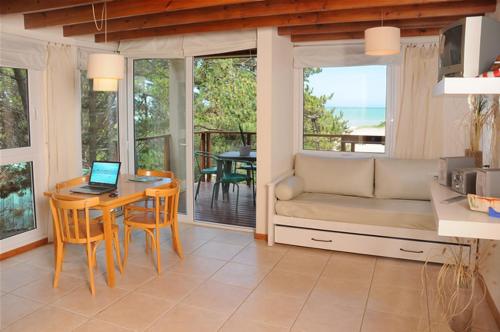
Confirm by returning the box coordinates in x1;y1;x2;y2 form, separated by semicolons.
275;192;435;231
294;154;374;198
375;159;439;200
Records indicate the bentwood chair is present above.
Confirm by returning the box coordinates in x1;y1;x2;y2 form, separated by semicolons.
55;176;117;223
124;169;175;251
123;181;183;274
49;194;123;295
194;151;219;200
55;176;89;191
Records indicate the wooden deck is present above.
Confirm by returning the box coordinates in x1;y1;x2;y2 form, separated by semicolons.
194;182;256;228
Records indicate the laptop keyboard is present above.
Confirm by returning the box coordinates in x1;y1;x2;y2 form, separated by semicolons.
81;185;108;190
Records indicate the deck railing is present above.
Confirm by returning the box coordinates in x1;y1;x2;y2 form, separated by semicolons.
194;130;384;180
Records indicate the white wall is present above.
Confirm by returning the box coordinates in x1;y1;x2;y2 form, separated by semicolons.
441;93;500;312
256;27;294;235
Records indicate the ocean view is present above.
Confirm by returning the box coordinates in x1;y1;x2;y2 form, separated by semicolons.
329;106;386;129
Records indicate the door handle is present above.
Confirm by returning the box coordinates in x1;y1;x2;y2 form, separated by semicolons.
311;238;333;243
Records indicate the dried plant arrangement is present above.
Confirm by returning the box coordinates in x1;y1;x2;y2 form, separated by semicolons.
423;239;496;332
465;95;496;166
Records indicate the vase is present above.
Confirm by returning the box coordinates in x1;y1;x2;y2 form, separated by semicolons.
239;145;251;156
448;287;473;332
465;149;482;167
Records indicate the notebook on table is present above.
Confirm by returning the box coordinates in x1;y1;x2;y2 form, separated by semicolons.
70;161;121;195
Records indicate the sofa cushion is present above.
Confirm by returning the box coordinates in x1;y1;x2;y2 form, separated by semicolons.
275;192;435;231
375;159;439;200
294;154;374;197
275;176;304;201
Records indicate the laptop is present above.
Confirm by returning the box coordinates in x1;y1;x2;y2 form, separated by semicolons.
71;161;121;195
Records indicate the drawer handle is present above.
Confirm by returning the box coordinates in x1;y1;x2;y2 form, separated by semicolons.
311;238;333;243
400;248;424;254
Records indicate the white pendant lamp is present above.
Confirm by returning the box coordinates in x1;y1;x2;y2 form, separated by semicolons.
365;11;400;56
87;53;125;91
86;1;124;91
365;26;401;56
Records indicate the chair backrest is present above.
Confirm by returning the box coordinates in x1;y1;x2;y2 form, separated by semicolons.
194;151;218;172
49;194;100;244
137;169;174;178
55;176;89;191
145;181;180;228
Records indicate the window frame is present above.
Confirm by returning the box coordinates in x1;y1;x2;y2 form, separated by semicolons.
295;65;396;158
0;68;48;252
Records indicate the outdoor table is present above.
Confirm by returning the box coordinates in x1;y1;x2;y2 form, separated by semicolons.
215;151;256;199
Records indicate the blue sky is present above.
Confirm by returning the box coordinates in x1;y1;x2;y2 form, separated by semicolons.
307;65;387;108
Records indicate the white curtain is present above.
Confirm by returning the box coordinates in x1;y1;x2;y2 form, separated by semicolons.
46;44;81;190
118;29;257;57
0;33;47;70
392;44;443;159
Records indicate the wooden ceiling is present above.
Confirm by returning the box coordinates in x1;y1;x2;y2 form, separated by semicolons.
0;0;496;43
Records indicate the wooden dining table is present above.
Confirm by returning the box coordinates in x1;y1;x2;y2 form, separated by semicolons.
44;175;172;288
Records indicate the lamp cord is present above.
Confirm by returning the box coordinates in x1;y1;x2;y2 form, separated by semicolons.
92;1;107;43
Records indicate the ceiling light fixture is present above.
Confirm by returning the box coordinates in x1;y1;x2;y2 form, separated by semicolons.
87;1;124;91
364;10;400;56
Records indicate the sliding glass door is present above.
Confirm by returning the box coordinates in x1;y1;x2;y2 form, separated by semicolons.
0;66;46;251
130;59;187;214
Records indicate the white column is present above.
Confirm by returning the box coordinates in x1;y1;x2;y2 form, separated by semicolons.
256;27;294;235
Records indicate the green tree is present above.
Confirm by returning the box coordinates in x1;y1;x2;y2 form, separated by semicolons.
303;68;350;151
194;57;257;155
0;67;30;149
80;71;119;172
133;59;170;170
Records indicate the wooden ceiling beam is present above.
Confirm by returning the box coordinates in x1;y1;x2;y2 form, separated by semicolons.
23;0;265;29
63;0;462;37
94;0;496;42
278;16;463;36
291;27;442;42
0;0;109;15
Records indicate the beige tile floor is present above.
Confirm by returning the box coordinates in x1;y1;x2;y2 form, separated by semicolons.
1;223;499;332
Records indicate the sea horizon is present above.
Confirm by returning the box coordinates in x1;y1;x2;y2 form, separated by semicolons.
327;105;386;129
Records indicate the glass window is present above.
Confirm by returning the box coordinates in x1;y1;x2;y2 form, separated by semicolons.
133;59;186;213
0;67;30;150
80;70;119;173
133;59;171;171
303;65;387;153
0;162;36;240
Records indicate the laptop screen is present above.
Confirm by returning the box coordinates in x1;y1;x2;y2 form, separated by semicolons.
89;161;121;186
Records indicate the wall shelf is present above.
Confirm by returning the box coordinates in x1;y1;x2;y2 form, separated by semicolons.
433;77;500;96
431;181;500;240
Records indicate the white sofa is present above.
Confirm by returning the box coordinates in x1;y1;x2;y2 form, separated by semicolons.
267;154;471;263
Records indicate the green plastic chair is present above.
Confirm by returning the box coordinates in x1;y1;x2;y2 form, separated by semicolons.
194;151;219;201
211;161;250;212
237;161;256;206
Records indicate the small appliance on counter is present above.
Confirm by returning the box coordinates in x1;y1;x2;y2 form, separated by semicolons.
476;168;500;197
438;156;475;186
451;168;478;195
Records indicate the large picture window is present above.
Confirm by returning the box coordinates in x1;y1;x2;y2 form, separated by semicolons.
303;65;387;153
80;70;119;173
0;67;30;150
0;66;37;240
